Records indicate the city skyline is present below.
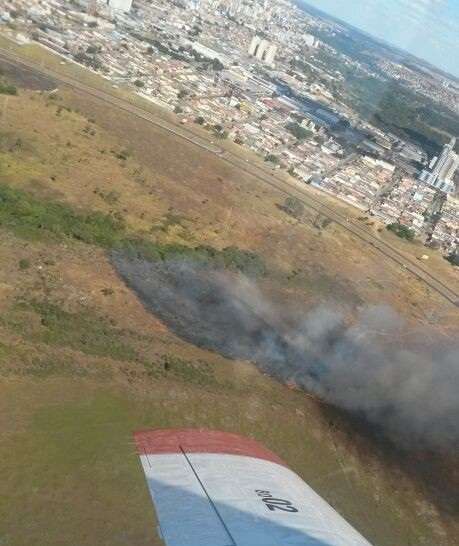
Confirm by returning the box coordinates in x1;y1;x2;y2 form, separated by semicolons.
301;0;459;78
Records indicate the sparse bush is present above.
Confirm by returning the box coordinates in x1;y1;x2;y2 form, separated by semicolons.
95;188;119;205
11;301;138;361
0;184;125;247
0;185;266;278
119;240;266;278
104;191;119;205
446;251;459;267
219;246;266;277
74;51;102;70
265;153;280;164
112;148;130;161
18;258;30;270
157;355;218;387
101;287;115;296
10;137;22;151
282;196;304;219
285;121;312;141
0;82;17;96
386;222;415;241
211;58;224;71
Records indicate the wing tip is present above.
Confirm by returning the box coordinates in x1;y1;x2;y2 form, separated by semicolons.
133;428;287;467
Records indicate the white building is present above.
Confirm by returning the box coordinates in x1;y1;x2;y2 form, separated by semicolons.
264;44;277;65
419;137;458;194
248;36;261;56
248;36;277;65
107;0;132;13
304;33;320;49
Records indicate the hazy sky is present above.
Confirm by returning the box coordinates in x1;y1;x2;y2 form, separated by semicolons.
302;0;459;77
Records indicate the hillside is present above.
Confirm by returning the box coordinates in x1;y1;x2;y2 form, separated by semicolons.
0;61;458;546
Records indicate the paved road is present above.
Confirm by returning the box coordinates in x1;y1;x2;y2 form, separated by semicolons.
1;47;457;306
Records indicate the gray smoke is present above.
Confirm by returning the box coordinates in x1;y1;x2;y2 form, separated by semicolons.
111;253;459;450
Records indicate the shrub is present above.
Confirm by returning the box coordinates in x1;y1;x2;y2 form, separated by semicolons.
0;185;267;278
0;184;125;247
283;196;304;219
285;121;312;140
211;58;224;71
21;301;137;361
265;153;280;164
386;222;415;241
446;251;459;267
118;240;266;278
0;82;17;96
112;148;130;160
219;246;266;277
101;287;115;296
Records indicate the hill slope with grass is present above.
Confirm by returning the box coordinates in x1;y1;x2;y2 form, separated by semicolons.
0;63;458;546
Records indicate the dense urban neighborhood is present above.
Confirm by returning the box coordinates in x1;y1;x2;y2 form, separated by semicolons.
2;0;458;258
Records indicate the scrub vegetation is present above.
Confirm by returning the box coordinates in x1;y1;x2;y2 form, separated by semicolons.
386;222;416;241
0;183;125;246
0;183;266;277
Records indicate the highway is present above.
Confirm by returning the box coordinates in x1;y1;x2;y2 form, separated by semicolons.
0;47;457;306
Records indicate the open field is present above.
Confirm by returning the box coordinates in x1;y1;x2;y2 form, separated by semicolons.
0;49;458;546
0;36;457;307
2;373;454;546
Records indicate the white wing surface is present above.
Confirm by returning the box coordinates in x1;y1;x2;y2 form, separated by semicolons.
134;429;374;546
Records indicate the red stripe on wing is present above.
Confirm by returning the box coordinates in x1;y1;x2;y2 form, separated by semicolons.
133;428;287;467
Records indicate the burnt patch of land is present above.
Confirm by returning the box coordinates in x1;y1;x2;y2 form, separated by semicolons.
319;402;459;530
0;57;56;90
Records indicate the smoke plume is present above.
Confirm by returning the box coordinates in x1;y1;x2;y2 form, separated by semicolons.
111;253;459;450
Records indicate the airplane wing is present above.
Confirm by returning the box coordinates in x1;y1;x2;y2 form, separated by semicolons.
134;428;374;546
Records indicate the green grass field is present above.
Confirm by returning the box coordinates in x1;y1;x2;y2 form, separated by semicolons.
1;373;439;546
